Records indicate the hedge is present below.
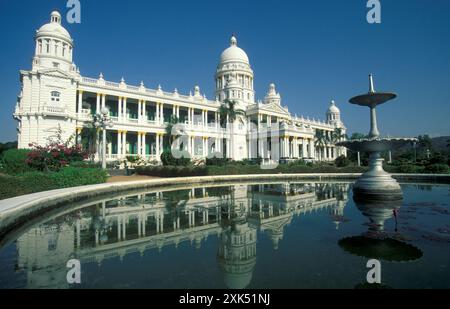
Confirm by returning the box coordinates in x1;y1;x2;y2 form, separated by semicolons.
136;166;207;178
0;167;108;200
136;164;368;178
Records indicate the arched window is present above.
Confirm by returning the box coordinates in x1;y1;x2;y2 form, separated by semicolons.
51;91;61;103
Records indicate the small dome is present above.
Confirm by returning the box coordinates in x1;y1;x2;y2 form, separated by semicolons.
264;83;281;104
220;35;249;64
37;11;72;42
328;100;340;113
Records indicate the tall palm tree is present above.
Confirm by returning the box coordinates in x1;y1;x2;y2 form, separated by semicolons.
331;128;348;158
331;128;347;143
315;130;327;161
218;99;245;159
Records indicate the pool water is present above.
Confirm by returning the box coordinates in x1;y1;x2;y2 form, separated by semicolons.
0;182;449;289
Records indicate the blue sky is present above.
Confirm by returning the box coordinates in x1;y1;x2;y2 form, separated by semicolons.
0;0;449;142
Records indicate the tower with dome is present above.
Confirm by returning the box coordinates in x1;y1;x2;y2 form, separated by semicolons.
13;10;347;163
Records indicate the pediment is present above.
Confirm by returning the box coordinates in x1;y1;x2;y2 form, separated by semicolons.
259;102;291;117
38;68;75;79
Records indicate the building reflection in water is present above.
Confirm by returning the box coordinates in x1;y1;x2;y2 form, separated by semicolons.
14;182;350;288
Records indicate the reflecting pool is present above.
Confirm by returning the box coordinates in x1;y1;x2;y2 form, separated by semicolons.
0;182;449;289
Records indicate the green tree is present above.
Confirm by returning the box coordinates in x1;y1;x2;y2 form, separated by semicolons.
80;125;99;162
331;128;347;143
350;132;367;140
417;135;433;155
218;99;245;159
315;130;327;161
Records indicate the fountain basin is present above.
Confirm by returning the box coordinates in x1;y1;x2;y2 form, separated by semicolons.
349;92;397;107
337;138;416;152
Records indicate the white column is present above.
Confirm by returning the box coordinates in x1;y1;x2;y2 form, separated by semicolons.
77;90;83;114
101;94;106;110
309;139;315;159
137;132;141;157
302;139;307;158
142;101;147;122
122;131;127;156
176;106;180;118
160;103;164;124
96;93;100;114
142;133;146;157
156;134;160;157
156;103;160;124
138;100;142;123
117;131;122;157
293;138;297;158
284;137;289;158
123;97;128;122
118;97;122;121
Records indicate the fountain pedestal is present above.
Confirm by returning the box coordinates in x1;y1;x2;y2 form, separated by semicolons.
338;75;417;201
353;152;402;200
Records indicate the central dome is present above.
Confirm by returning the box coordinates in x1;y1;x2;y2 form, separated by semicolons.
36;11;72;42
220;35;249;64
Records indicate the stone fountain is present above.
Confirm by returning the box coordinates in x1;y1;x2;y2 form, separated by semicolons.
338;75;417;200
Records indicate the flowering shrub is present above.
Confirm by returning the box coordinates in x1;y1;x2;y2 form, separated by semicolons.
26;143;88;172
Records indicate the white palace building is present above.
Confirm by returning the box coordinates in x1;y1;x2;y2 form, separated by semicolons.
14;11;346;163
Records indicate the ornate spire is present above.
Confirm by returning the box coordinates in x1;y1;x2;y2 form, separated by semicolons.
230;34;237;46
369;74;375;93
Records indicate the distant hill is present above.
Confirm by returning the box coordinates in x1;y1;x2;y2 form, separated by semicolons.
432;136;450;153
